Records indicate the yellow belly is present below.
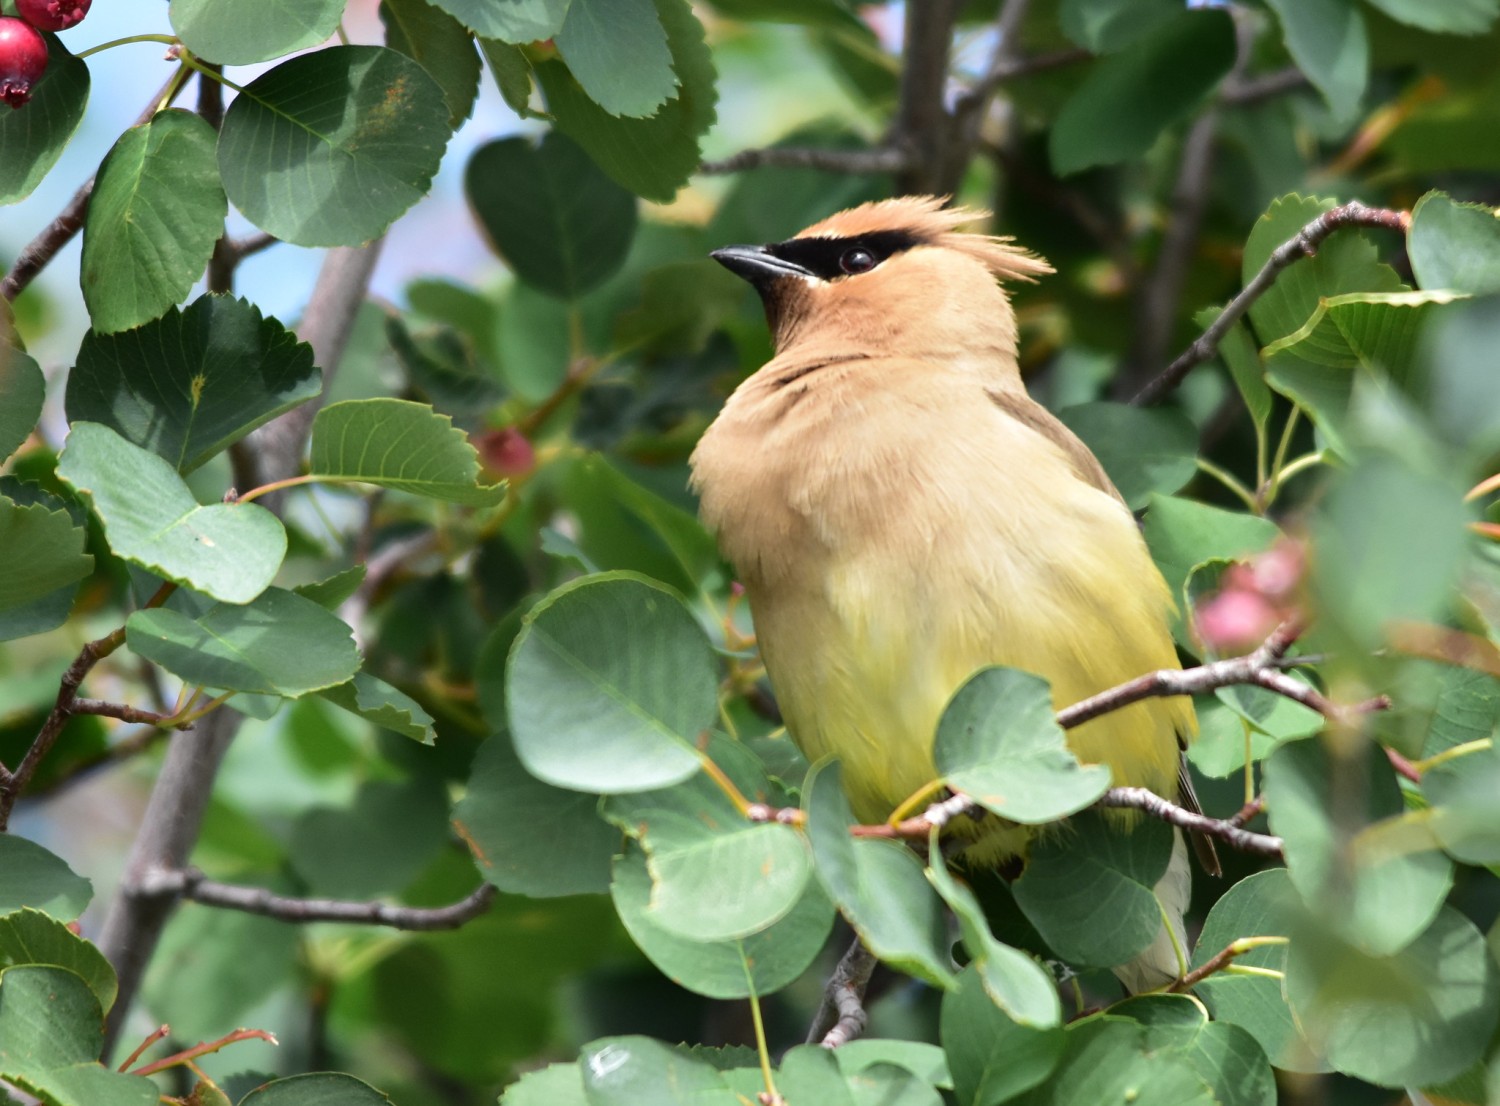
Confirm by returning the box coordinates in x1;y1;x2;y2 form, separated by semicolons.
749;506;1190;849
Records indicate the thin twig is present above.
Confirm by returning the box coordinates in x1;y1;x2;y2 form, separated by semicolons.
1168;935;1288;993
807;936;878;1048
1223;67;1308;106
894;0;959;195
699;145;910;176
1097;788;1283;858
136;868;498;931
1131;201;1411;406
0;72;183;303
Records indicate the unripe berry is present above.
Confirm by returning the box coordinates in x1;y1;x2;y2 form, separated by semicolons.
15;0;90;33
0;17;47;110
474;427;536;478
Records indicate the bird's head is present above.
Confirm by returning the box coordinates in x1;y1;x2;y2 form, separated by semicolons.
711;195;1052;375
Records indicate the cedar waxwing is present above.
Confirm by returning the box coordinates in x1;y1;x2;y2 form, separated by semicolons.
689;196;1215;992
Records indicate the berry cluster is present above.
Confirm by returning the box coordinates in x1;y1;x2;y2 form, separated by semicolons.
0;0;91;109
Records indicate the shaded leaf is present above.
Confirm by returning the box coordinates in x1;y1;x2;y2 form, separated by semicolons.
555;0;676;118
1409;191;1500;295
0;909;116;1015
169;0;344;64
218;46;452;247
317;673;435;744
1262;0;1367;119
1057;403;1197;509
80;111;227;335
308;398;506;505
0;495;91;611
381;0;482;127
428;0;569;42
0;344;43;462
0;33;88;205
0;837;92;919
66;296;320;474
126;587;360;697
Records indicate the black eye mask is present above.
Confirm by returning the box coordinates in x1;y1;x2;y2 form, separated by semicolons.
764;229;925;280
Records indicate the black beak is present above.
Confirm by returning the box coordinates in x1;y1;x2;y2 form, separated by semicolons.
710;245;812;289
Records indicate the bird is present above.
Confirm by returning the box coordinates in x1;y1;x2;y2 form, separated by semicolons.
688;195;1216;992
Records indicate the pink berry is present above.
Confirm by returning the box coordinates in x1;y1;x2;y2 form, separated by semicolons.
15;0;90;33
1195;589;1278;652
0;17;47;110
474;427;536;478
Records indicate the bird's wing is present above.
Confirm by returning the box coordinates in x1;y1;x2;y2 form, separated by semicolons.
986;387;1126;506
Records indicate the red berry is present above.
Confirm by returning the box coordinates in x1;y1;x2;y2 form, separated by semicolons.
0;17;47;109
15;0;90;33
474;427;536;478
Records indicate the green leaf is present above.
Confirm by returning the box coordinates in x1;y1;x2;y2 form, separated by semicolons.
56;423;286;604
0;910;116;1016
1127;1009;1277;1106
0;33;88;205
169;0;344;64
1422;297;1500;460
775;1047;857;1106
507;573;715;793
1261;289;1464;372
126;587;360;697
318;672;435;743
79;111;227;335
1198;310;1272;437
455;733;618;897
536;0;717;202
0;966;157;1106
501;1065;587;1106
1141;495;1281;645
1056;403;1197;510
940;965;1064;1106
1265;737;1452;956
804;760;955;988
237;1073;396;1106
934;667;1111;825
1013;1017;1217;1106
578;1037;741;1105
640;813;811;941
0;837;91;920
611;846;834;999
1262;0;1367;119
555;0;676;118
479;39;536;115
1362;0;1498;34
1286;906;1500;1087
66;296;320;474
1310;454;1468;648
465;132;638;299
308;398;505;505
928;851;1062;1028
578;455;722;586
381;0;482;127
427;0;569;42
1058;0;1184;52
1049;10;1236;176
218;46;452;247
0;495;91;611
0;481;87;641
0;344;43;462
293;565;366;609
1190;870;1325;1072
1423;744;1500;864
288;777;451;899
1242;194;1405;349
1409;191;1500;295
1011;811;1174;970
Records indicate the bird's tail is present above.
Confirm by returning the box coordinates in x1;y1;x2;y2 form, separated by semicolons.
1110;829;1192;993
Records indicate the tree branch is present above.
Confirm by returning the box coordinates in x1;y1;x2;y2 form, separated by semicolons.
1096;788;1283;858
1131;201;1411;406
1223;67;1308;106
0;72;183;303
699;145;910;176
135;868;497;931
894;0;959;195
806;936;878;1048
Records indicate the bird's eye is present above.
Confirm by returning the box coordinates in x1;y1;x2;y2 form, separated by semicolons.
839;248;876;275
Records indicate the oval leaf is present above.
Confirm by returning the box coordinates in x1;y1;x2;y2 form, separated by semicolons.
0;33;88;205
0;495;91;611
0;836;92;919
56;423;286;604
308;398;506;505
0;344;43;462
126;587;360;697
466;132;638;299
1409;190;1500;296
238;1072;397;1106
554;0;677;118
934;667;1112;825
218;46;452;247
80;110;228;335
170;0;344;64
66;296;320;474
506;573;714;793
428;0;570;41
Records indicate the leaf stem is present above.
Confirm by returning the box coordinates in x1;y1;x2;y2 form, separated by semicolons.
1194;457;1258;512
1412;737;1493;775
1465;472;1500;502
1261;406;1302;507
236;473;323;504
174;51;251;96
155;61;193;115
76;33;179;59
697;750;753;816
886;778;949;826
742;969;780;1105
129;1028;278;1077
